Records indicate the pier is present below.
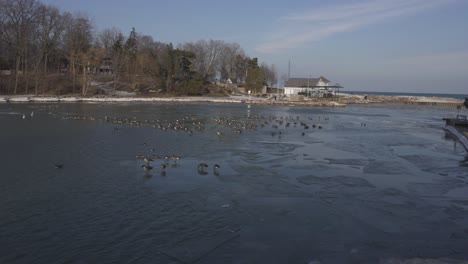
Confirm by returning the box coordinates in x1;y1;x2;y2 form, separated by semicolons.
443;115;468;151
443;115;468;127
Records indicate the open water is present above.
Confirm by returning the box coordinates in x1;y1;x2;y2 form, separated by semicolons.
0;102;467;263
345;91;467;100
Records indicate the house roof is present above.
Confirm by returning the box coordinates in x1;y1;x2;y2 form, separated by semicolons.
284;76;330;88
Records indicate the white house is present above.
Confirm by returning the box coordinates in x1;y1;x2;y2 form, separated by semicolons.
283;76;331;96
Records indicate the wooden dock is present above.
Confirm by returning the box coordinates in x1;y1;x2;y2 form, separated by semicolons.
443;115;468;127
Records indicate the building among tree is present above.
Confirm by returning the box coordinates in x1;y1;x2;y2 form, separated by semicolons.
98;57;113;74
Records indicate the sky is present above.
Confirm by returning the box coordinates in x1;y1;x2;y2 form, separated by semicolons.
42;0;468;94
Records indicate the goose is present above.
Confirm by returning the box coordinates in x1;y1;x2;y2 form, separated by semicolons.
198;163;208;174
213;164;220;175
171;155;180;163
142;164;153;171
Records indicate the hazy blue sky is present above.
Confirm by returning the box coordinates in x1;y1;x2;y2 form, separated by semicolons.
42;0;468;94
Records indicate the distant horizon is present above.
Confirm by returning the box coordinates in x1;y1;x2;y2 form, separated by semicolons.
343;90;467;96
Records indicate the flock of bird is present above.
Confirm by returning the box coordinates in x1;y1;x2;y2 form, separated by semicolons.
59;113;332;138
23;107;344;175
137;150;220;176
123;113;332;176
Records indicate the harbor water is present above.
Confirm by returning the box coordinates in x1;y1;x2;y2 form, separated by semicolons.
0;102;467;263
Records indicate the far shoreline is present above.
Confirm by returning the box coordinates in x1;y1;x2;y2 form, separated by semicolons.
0;94;464;108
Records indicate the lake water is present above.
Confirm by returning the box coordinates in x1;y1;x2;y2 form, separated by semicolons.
345;91;467;100
1;102;467;263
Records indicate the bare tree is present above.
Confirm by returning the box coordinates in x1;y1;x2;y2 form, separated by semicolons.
234;54;248;84
182;39;226;82
31;3;62;94
261;63;277;88
97;27;120;56
97;27;126;93
0;0;40;94
219;42;244;82
62;12;93;94
111;32;125;92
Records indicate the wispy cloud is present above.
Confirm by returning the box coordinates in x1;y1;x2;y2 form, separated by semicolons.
387;51;468;72
256;0;453;53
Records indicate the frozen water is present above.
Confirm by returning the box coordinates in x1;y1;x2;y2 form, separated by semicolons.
0;103;467;263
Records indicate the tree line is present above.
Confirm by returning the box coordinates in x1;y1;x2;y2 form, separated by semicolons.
0;0;278;96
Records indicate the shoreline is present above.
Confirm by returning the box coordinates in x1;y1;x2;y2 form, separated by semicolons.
0;94;464;107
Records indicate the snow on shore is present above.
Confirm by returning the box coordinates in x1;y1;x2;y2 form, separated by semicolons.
0;95;243;104
0;94;463;107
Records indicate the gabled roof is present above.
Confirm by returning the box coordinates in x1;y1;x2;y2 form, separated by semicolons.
285;76;330;88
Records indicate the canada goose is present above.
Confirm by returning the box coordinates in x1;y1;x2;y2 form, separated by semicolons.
142;164;153;171
198;163;208;174
54;164;64;169
143;157;153;164
171;155;180;163
213;164;220;175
